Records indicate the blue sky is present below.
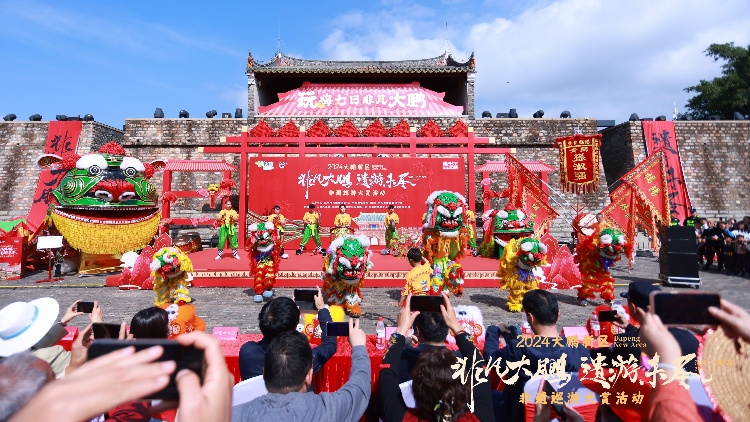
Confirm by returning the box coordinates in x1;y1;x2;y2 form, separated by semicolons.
2;0;749;128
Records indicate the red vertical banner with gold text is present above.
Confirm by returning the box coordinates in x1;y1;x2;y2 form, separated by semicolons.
641;121;691;222
27;121;82;232
554;133;601;194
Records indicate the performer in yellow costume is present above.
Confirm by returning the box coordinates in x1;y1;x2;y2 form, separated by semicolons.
497;238;548;312
332;203;354;240
268;204;289;259
297;203;325;255
466;208;478;256
382;205;400;255
214;199;240;260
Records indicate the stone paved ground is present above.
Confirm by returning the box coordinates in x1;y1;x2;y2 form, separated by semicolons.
1;257;748;335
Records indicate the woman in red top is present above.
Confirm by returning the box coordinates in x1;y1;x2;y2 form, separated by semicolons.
379;293;493;422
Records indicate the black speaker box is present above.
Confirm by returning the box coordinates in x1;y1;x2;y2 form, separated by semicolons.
659;226;700;287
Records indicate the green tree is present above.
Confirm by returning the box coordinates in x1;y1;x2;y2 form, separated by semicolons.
684;42;750;119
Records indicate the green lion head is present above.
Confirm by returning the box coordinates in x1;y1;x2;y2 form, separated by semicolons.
326;235;373;285
425;191;466;237
517;238;547;270
489;208;534;234
248;222;277;253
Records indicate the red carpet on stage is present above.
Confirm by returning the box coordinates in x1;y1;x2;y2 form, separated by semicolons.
185;249;499;288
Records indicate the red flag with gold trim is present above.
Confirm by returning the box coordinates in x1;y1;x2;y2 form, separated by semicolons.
554;133;602;194
601;183;634;235
505;153;546;208
622;150;670;225
522;186;559;236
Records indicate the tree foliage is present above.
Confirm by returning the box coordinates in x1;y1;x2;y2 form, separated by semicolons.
684;42;750;119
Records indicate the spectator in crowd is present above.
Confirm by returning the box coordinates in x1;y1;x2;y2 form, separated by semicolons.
722;236;735;274
594;281;699;372
484;289;591;422
398;309;461;383
232;319;370;422
683;207;699;228
9;331;233;422
728;217;738;231
639;311;701;421
239;289;336;380
130;307;169;339
0;352;55;421
703;220;732;271
695;219;707;266
381;293;493;422
731;221;750;239
734;234;749;276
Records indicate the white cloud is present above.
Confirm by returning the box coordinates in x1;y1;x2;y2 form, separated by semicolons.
320;0;750;121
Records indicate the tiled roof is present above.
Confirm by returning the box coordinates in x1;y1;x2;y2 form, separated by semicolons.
476;161;555;173
164;160;237;172
247;51;475;74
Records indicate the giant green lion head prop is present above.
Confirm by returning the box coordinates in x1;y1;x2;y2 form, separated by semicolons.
425;191;467;237
37;142;165;254
325;235;373;285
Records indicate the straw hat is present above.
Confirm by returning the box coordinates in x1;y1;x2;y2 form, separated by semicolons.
0;298;59;357
700;326;750;421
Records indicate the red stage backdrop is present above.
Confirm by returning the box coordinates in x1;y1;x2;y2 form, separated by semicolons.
641;121;691;222
28;121;82;232
248;157;465;245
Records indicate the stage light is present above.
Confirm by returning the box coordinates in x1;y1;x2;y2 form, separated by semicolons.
734;111;745;120
508;109;518;118
67;115;82;121
179;110;189;118
532;110;545;118
2;114;17;121
481;111;492;118
56;115;68;121
496;113;509;118
206;110;218;118
29;114;42;121
221;112;232;118
83;114;94;121
560;110;571;118
154;108;164;119
234;108;243;119
629;113;640;121
655;115;666;121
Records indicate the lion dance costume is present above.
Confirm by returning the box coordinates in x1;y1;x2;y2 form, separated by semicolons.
322;235;373;317
246;222;281;303
37;141;163;254
422;191;470;296
497;238;548;312
151;247;205;338
575;227;633;304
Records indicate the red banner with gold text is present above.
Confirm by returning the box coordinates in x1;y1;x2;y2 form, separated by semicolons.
27;121;82;232
641;121;691;222
248;157;466;245
523;186;559;236
622;151;670;225
554;134;601;194
505;153;546;208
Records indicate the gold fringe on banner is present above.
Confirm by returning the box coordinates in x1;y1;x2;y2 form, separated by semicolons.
51;211;160;255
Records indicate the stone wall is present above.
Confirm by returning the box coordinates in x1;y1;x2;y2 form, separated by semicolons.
600;120;750;222
0;121;123;220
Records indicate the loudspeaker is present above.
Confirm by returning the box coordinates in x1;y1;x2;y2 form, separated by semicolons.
659;226;700;287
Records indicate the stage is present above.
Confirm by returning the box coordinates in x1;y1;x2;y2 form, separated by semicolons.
105;248;501;288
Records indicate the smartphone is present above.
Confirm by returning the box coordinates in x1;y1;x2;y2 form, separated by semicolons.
76;301;95;313
598;310;619;322
88;339;204;400
92;322;122;339
650;291;721;327
410;296;443;313
326;322;349;337
294;289;318;311
544;381;567;421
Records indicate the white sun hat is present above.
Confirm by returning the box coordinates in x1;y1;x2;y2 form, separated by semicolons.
0;298;59;357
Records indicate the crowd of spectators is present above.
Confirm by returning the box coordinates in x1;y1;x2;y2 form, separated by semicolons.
683;210;750;275
2;284;749;422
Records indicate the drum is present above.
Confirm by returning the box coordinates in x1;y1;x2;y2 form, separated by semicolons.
174;232;202;254
331;226;354;240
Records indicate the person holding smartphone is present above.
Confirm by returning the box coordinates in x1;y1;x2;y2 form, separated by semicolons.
379;293;493;422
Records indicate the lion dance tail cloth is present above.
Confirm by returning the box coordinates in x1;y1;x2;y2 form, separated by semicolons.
575;227;633;302
322;235;373;317
246;222;281;302
497;238;548;312
151;247;205;338
422;191;470;297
